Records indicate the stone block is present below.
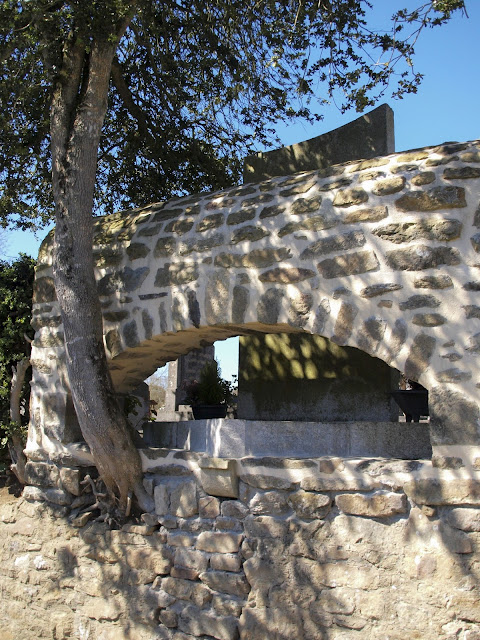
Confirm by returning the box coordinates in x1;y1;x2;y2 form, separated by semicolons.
169;480;197;518
196;532;243;554
59;467;81;496
25;462;59;488
199;496;221;518
243;515;288;539
174;548;209;573
447;508;480;531
199;570;250;598
210;553;242;572
221;500;249;519
288;490;331;518
335;491;407;517
199;459;239;498
177;603;239;640
248;490;290;516
404;478;480;505
167;531;197;547
212;594;244;617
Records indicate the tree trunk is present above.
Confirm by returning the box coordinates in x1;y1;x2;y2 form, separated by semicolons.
50;28;153;513
8;358;29;485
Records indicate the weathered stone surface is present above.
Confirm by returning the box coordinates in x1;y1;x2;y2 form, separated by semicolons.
404;333;436;380
197;213;224;231
357;316;386;353
155;262;198;287
105;329;122;357
291;196;322;215
335;491;407;517
257;288;284;324
343;205;388;224
374;218;462;244
123;320;139;347
196;532;242;553
404;478;480;505
179;233;224;256
215;248;291;269
436;368;472;382
231;225;269;244
301;230;365;259
386;245;461;271
227;209;256;225
361;282;402;298
33;277;56;303
259;204;286;219
411;171;436;186
332;302;357;345
102;310;129;322
154;237;176;257
170;481;198;518
412;313;446;327
199;571;250;598
333;187;368;207
205;271;229;324
447;508;480;531
244;514;287;538
288;490;331;518
94;247;124;267
358;170;385;182
414;274;453;289
318;250;379;279
137;222;163;236
258;267;315;283
429;387;480;445
277;214;336;237
177;603;239;640
164;218;194;235
395;186;466;211
232;285;249;323
279;178;317;196
444;166;480;180
399;294;441;310
248;490;289;516
126;243;150;260
25;462;59;488
372;176;406;195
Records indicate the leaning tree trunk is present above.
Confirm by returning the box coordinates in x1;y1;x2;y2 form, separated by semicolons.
50;29;153;514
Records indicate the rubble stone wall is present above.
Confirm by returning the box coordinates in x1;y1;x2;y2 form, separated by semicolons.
27;139;480;468
1;454;480;639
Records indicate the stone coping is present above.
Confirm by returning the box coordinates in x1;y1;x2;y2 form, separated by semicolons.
142;418;432;460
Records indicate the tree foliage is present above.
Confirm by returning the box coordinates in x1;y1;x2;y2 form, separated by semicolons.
0;1;467;228
0;254;35;461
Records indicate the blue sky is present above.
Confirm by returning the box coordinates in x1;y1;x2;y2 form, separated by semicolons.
3;1;478;380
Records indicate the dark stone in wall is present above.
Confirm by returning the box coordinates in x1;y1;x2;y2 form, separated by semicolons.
257;288;284;324
137;223;163;237
404;333;436;380
187;291;201;328
389;319;408;361
154;237;177;257
205;272;229;324
152;208;184;222
159;303;167;334
142;310;154;339
412;313;446;327
414;275;453;289
318;250;379;279
97;267;149;295
444;166;480;180
259;205;286;219
279;178;318;196
106;329;122;357
333;188;368;207
343;206;388;224
288;293;313;328
411;172;436;186
94;247;123;267
155;263;198;287
227;209;256;225
33;277;56;304
231;225;269;244
471;233;480;252
463;281;480;292
332;302;358;345
232;286;249;323
259;267;316;283
103;311;130;322
31;315;62;331
179;234;224;256
313;299;331;334
196;213;224;232
164;218;194;235
278;214;337;238
372;176;406;196
373;219;462;244
399;295;441;310
300;230;365;259
361;283;402;298
126;243;150;260
466;332;480;354
395;186;466;212
123;320;139;348
464;305;480;319
291;196;322;215
357;316;386;354
436;368;472;382
385;245;461;271
429;387;480;445
215;248;291;269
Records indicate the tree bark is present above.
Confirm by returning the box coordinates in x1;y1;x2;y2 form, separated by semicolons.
50;25;153;513
8;358;29;485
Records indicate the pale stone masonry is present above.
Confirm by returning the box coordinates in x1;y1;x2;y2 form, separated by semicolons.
28;139;480;467
4;138;479;639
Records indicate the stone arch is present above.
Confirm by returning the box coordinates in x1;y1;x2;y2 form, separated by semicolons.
28;139;480;468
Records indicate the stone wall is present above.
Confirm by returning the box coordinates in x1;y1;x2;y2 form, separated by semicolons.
28;138;480;467
1;453;480;639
